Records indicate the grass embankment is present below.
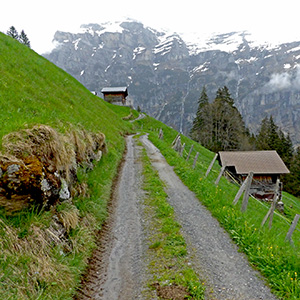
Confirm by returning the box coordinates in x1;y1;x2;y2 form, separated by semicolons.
139;141;205;299
0;33;136;299
136;116;300;300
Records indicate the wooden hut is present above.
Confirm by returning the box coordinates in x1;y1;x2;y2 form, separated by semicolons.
101;87;128;105
218;150;290;200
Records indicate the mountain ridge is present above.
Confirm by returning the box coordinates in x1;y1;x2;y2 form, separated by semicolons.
44;19;300;145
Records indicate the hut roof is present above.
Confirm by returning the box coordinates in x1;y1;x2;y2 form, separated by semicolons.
218;150;290;175
101;87;128;96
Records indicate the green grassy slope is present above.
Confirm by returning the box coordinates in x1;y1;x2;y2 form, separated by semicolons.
135;116;300;299
0;32;132;144
0;33;136;299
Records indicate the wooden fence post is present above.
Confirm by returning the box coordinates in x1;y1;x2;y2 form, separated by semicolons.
205;153;218;177
172;133;180;146
241;172;253;212
285;214;300;243
172;136;181;152
158;128;163;139
261;179;280;228
233;175;249;205
215;163;226;185
180;143;186;157
186;145;194;161
193;152;199;169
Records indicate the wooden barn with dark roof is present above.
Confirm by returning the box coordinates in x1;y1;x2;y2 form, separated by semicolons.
218;150;290;200
101;86;128;105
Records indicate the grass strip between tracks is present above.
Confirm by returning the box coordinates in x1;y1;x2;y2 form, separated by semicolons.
140;144;205;299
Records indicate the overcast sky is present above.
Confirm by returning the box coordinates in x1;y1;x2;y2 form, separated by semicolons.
1;0;300;54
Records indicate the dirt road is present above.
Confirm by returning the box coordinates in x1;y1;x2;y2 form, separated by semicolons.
76;135;147;300
140;134;277;300
76;134;278;300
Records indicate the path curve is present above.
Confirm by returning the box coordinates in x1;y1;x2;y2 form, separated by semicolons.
140;134;278;300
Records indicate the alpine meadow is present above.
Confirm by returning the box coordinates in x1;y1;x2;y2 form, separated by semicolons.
1;28;300;300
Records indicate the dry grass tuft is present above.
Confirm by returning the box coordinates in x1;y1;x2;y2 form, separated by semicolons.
2;125;75;176
0;218;73;298
58;203;79;233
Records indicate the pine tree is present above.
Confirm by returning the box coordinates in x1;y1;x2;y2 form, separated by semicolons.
255;116;299;196
191;86;249;152
284;147;300;197
19;30;31;48
278;131;293;168
256;115;294;168
6;26;19;40
256;117;269;149
256;116;278;150
210;86;248;151
268;116;281;150
215;86;234;106
190;86;209;140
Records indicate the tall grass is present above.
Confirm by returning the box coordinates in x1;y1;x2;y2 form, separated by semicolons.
136;116;300;299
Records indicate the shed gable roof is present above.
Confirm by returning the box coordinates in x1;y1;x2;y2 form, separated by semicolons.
101;86;128;94
218;150;290;175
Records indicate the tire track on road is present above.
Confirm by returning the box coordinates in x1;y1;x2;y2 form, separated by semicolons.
75;135;147;300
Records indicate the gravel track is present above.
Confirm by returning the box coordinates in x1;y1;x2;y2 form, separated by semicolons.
75;135;147;300
76;134;278;300
140;134;278;300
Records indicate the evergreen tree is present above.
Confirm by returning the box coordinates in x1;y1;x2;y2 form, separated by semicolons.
284;147;300;197
6;26;19;40
268;116;281;150
215;86;234;106
256;116;282;151
19;30;31;48
210;86;248;151
190;86;249;152
190;86;209;140
6;27;31;48
278;131;293;168
256;115;294;192
255;116;270;150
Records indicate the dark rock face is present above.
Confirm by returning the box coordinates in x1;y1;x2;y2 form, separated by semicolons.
45;21;300;144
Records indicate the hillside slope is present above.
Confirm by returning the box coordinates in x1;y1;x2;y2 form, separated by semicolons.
0;33;136;299
0;32;132;143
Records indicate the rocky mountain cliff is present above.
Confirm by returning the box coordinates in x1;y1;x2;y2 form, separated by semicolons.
44;20;300;145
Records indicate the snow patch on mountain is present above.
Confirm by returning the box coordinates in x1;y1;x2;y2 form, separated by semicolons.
182;30;276;54
133;46;146;59
78;21;124;36
153;34;181;55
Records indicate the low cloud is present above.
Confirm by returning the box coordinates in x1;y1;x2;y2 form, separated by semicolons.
265;65;300;92
267;73;291;91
